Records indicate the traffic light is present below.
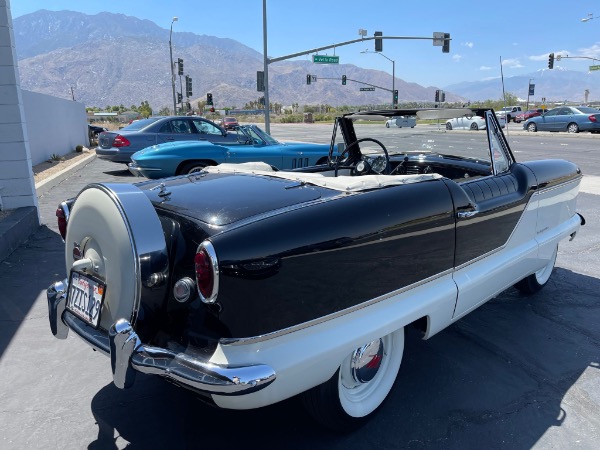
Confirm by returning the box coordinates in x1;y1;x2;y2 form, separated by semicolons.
185;76;193;97
259;96;265;106
435;89;440;102
306;74;311;85
177;58;183;75
440;91;446;102
393;89;398;103
207;93;213;105
548;53;554;69
342;75;347;85
177;92;182;103
374;31;383;52
210;107;215;113
442;33;450;53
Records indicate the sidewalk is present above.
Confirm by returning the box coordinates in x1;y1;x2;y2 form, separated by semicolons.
0;151;96;262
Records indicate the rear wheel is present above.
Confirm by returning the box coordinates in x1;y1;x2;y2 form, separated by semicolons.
470;122;479;130
515;245;557;294
567;122;579;133
385;122;390;128
527;122;537;132
446;122;452;130
302;328;404;432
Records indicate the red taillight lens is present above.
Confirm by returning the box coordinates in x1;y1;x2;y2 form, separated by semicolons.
112;135;131;147
589;115;597;123
194;242;219;303
56;207;67;239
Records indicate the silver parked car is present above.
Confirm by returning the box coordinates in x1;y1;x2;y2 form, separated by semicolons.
96;116;238;163
523;106;600;133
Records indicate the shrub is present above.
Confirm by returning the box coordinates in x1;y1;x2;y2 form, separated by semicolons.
75;145;84;153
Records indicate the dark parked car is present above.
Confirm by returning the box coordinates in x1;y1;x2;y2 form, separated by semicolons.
87;124;108;139
48;108;584;431
523;106;600;133
96;116;237;163
128;124;337;179
222;116;239;130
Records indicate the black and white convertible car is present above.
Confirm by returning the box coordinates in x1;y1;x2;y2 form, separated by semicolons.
48;108;584;431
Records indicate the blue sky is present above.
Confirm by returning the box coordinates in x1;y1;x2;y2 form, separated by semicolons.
10;0;600;87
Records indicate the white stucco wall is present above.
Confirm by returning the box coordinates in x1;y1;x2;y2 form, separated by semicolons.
0;0;38;211
22;90;89;165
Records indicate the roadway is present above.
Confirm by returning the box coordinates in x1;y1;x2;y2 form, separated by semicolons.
0;124;598;449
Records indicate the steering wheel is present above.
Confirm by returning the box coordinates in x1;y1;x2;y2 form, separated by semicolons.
334;138;390;177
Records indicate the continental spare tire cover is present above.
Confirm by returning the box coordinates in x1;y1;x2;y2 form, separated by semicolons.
65;183;168;331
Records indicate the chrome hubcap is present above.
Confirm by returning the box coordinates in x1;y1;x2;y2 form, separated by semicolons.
350;338;384;383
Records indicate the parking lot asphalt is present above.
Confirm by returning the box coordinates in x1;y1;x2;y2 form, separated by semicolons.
1;126;599;449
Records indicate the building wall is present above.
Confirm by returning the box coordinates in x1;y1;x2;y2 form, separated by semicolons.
22;90;89;165
0;0;38;212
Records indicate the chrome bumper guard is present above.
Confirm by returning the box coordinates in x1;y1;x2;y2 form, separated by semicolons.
47;281;276;396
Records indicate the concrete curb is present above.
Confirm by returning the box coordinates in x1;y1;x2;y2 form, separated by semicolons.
35;152;97;197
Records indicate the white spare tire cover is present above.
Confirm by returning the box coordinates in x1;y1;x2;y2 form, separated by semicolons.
65;183;167;331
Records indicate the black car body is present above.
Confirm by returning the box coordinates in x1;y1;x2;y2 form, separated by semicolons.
48;108;584;431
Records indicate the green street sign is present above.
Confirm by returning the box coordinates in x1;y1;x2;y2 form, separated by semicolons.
589;65;600;71
359;87;375;91
313;55;339;64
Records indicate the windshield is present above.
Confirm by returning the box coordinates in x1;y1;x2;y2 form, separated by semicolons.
120;117;161;131
241;125;279;145
351;114;492;165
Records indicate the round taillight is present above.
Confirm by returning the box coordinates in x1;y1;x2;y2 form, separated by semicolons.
56;207;67;239
194;241;219;303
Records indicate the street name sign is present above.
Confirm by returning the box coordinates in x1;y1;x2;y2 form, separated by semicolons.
360;87;375;91
313;55;339;64
590;65;600;71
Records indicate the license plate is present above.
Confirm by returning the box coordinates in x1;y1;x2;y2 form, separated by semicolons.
66;271;105;327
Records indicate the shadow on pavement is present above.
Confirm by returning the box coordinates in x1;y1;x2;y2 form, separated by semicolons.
0;225;64;359
85;268;600;449
103;168;134;177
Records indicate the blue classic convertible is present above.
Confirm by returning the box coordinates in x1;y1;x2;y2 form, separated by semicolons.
128;124;336;179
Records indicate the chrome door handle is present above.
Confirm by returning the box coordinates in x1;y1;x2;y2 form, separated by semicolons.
457;207;479;219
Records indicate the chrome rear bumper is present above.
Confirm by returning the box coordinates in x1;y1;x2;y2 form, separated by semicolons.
47;281;276;396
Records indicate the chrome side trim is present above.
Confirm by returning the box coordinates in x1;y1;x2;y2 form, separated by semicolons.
219;267;455;346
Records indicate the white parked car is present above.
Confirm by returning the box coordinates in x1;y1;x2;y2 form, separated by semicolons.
445;115;487;130
385;116;416;128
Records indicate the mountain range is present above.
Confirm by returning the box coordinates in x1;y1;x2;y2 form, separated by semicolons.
12;10;600;109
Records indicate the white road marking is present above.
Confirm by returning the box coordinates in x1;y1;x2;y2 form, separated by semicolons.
580;175;600;195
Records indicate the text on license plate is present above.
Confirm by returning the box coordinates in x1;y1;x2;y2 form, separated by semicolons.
67;271;105;327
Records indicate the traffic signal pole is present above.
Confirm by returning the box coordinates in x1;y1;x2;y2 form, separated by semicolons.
262;0;450;133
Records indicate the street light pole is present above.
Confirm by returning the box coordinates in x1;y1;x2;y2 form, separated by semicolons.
262;0;270;134
169;17;178;116
361;50;396;108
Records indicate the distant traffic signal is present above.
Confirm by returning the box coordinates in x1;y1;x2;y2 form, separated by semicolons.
442;33;450;53
209;107;215;113
393;89;398;103
374;31;383;52
342;75;347;85
548;53;555;69
306;74;311;85
185;75;193;97
435;89;440;102
177;58;183;75
207;93;213;105
177;92;182;103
